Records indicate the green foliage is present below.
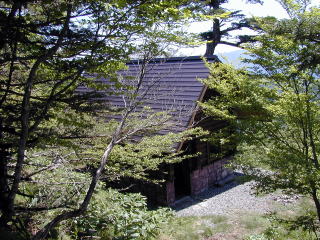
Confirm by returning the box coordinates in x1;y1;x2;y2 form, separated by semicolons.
0;0;202;235
246;211;319;240
106;127;207;181
12;117;206;237
201;0;320;225
241;214;269;231
188;0;264;55
0;0;193;158
67;189;173;240
158;215;232;240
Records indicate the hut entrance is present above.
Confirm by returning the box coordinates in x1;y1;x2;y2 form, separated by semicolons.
174;159;191;199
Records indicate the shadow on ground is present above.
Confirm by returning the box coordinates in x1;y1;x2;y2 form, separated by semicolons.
171;171;248;211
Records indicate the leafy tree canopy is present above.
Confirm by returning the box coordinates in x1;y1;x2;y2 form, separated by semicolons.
187;0;264;55
200;0;320;224
0;0;203;238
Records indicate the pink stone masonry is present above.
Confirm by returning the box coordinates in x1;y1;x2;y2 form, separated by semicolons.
190;157;232;195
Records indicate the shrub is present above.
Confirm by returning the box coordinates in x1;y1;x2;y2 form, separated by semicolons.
68;188;173;240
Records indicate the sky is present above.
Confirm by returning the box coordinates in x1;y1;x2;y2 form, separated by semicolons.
179;0;290;56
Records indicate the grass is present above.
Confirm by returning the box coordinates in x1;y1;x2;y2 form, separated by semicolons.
158;215;232;240
240;213;269;231
158;216;212;240
158;196;319;240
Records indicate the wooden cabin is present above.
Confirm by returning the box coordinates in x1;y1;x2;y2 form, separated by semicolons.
79;56;233;205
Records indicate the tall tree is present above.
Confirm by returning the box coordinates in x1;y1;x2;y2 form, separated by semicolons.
31;51;204;239
192;0;263;55
0;0;193;237
200;0;320;222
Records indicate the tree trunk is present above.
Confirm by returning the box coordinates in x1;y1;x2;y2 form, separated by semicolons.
0;5;72;228
32;106;130;239
204;1;221;56
0;119;10;229
311;185;320;223
31;58;145;239
32;138;117;239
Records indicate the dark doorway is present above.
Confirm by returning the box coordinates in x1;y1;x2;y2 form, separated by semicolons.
174;159;191;199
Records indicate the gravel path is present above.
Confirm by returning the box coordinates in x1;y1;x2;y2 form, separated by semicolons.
173;180;278;217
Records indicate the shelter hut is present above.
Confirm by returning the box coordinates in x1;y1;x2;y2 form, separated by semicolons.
79;56;233;205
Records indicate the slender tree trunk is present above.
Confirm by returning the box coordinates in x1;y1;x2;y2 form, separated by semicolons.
304;92;320;222
0;58;36;228
306;103;319;169
205;18;221;56
32;57;148;239
311;185;320;223
0;158;9;228
0;2;20;229
0;5;72;227
32;142;114;240
204;1;221;56
0;117;10;229
32;117;126;240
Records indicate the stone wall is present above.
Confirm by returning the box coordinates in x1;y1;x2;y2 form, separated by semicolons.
190;157;232;195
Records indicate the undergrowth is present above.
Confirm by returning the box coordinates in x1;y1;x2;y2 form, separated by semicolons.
159;196;319;240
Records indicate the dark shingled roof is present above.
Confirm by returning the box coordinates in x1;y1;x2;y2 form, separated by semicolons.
78;56;218;147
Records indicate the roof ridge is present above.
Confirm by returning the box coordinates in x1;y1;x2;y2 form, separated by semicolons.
128;55;219;64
